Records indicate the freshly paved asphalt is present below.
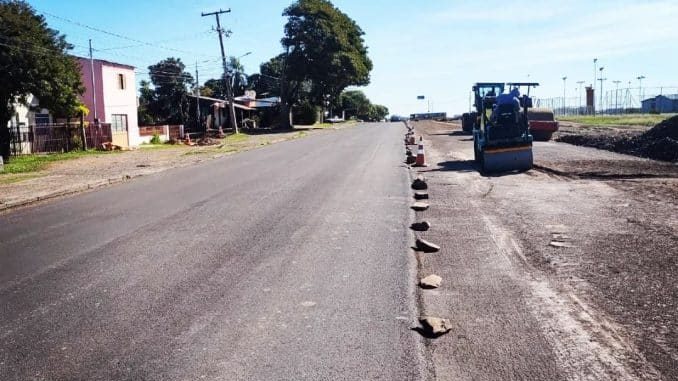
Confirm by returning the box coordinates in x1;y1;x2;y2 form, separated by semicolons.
0;123;426;380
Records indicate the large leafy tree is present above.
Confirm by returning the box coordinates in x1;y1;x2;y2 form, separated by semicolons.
337;90;388;121
0;0;84;161
279;0;372;127
202;78;225;99
339;90;371;119
147;57;193;124
370;104;389;121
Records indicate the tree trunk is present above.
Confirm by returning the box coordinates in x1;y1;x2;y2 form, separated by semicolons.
0;107;12;162
278;103;293;130
80;113;87;150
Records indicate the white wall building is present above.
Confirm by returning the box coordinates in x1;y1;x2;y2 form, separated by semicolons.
78;57;140;148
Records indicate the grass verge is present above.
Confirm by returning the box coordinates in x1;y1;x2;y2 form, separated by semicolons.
558;114;675;127
0;150;118;175
0;173;42;185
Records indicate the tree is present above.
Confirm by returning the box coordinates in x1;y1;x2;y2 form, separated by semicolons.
370;104;389;121
137;80;156;125
0;0;84;161
147;57;193;124
279;0;372;127
202;78;225;99
228;56;248;96
340;90;371;119
203;56;247;99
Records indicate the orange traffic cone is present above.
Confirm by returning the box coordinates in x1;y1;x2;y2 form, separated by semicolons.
414;136;428;167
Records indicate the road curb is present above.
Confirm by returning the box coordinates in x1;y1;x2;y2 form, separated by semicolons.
0;174;142;213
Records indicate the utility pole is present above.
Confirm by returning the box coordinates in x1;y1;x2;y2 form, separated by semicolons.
202;8;238;134
593;58;597;115
576;81;584;115
89;39;98;122
613;80;621;113
598;76;607;115
195;61;202;135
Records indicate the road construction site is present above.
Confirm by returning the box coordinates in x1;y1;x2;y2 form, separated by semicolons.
407;119;677;379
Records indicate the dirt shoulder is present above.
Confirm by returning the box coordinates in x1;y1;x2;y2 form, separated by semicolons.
555;116;678;162
0;125;350;212
411;120;677;380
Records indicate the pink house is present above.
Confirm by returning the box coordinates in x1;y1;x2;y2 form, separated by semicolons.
78;57;140;147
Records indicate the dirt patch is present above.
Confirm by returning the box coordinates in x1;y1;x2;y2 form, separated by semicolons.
414;119;678;379
557;116;678;162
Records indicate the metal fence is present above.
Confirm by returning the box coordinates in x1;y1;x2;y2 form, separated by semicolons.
535;86;678;116
8;123;112;156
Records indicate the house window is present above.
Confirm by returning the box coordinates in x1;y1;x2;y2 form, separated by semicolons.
35;113;50;125
111;114;128;133
118;73;126;90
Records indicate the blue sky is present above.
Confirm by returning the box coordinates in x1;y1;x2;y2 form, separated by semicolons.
29;0;678;116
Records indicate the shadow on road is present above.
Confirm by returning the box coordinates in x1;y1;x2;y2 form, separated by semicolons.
239;127;321;135
435;160;476;172
428;131;471;137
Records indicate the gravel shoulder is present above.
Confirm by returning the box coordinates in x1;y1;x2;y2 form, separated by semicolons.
411;120;677;380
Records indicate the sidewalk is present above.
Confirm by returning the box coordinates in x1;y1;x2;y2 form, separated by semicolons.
0;126;350;212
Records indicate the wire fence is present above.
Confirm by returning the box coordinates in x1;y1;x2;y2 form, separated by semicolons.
535;86;678;116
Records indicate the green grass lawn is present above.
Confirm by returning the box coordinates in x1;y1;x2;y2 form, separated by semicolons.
139;143;185;150
223;133;249;143
558;114;675;127
1;150;118;175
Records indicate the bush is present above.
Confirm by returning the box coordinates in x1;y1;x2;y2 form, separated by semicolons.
150;133;162;145
70;134;83;151
293;102;318;125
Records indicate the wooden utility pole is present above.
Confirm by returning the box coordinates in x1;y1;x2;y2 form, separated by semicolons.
195;61;202;134
201;8;238;134
89;39;98;121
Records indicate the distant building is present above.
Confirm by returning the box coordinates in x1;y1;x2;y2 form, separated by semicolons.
7;94;53;129
641;94;678;113
77;57;140;147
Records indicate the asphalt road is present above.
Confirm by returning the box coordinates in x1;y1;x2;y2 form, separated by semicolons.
0;123;426;380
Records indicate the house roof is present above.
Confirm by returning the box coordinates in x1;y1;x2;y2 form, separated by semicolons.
642;94;678;102
75;56;135;70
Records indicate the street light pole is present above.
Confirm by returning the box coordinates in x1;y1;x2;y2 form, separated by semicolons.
637;75;645;110
230;52;252;91
593;58;597;115
598;66;605;110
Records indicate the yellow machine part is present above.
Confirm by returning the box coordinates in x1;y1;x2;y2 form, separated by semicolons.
481;145;533;173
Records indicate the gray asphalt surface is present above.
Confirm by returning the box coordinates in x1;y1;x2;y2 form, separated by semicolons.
0;123;426;380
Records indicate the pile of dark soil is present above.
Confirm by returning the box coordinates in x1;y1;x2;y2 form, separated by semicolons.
557;116;678;162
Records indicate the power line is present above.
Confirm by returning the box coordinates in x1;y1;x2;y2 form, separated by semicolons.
0;40;87;57
96;30;215;51
39;9;208;56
